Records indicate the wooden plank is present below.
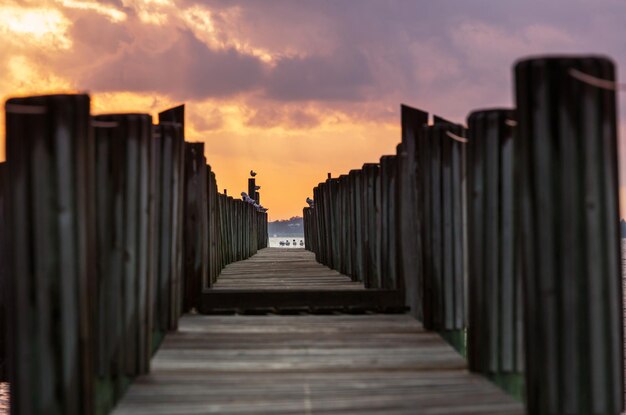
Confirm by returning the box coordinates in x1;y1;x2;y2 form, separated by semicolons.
210;249;367;293
114;315;523;415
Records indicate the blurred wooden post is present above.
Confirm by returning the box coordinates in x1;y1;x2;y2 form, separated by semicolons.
248;178;255;201
158;106;185;331
152;121;183;343
0;163;7;382
92;113;154;413
466;109;523;397
515;56;623;414
322;180;334;268
303;207;311;250
6;94;94;415
362;163;381;288
183;143;208;312
207;167;218;286
380;155;398;289
398;105;428;319
420;123;466;348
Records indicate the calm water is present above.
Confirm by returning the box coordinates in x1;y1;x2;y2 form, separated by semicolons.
269;236;304;248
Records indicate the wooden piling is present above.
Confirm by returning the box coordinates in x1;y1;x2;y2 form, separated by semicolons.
183;142;208;312
398;105;428;319
0;163;7;382
466;109;523;397
6;94;94;415
515;56;623;414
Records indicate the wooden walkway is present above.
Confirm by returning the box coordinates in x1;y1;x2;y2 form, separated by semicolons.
201;249;403;312
212;248;364;290
114;249;524;414
114;315;522;414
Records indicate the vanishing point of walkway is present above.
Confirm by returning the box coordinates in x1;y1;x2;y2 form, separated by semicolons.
114;249;523;414
213;248;364;290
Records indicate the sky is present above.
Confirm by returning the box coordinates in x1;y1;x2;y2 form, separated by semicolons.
1;0;626;220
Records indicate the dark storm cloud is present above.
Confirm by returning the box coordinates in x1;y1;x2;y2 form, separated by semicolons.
56;0;626;116
81;30;265;100
264;48;374;101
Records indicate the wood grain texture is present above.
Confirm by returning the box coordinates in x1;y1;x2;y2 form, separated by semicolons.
212;248;365;291
515;56;623;414
113;314;523;415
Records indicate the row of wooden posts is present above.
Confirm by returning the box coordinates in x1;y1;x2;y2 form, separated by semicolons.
0;95;268;414
303;55;623;414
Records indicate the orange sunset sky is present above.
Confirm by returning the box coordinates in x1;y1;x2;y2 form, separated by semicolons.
2;0;626;220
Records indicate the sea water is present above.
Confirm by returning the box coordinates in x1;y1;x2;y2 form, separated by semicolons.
269;236;305;248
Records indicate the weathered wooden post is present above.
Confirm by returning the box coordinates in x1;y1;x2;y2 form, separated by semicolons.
303;207;311;249
149;125;162;353
398;105;428;319
362;163;381;288
158;106;185;331
183;142;208;312
93;112;154;411
380;155;398;289
329;178;341;269
248;178;256;202
6;94;94;414
420;123;466;347
152;121;183;341
466;109;523;396
322;180;334;267
515;56;623;414
0;163;7;382
315;184;328;264
207;166;218;286
349;170;363;282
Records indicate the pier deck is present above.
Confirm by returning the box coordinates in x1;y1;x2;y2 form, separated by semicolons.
114;250;523;414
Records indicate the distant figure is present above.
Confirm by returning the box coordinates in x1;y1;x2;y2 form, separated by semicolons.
279;241;285;246
285;240;290;246
299;240;304;246
250;170;257;177
293;239;296;246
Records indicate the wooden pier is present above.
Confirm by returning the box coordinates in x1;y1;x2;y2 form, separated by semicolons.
114;249;522;415
212;248;364;291
1;55;625;414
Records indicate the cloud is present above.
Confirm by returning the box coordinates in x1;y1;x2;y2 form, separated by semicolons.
244;106;322;129
264;48;374;101
4;0;626;218
80;29;266;100
189;106;224;131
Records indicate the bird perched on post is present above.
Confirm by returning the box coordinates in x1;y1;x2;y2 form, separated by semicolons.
306;197;315;208
250;170;257;177
254;185;261;190
241;192;256;204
